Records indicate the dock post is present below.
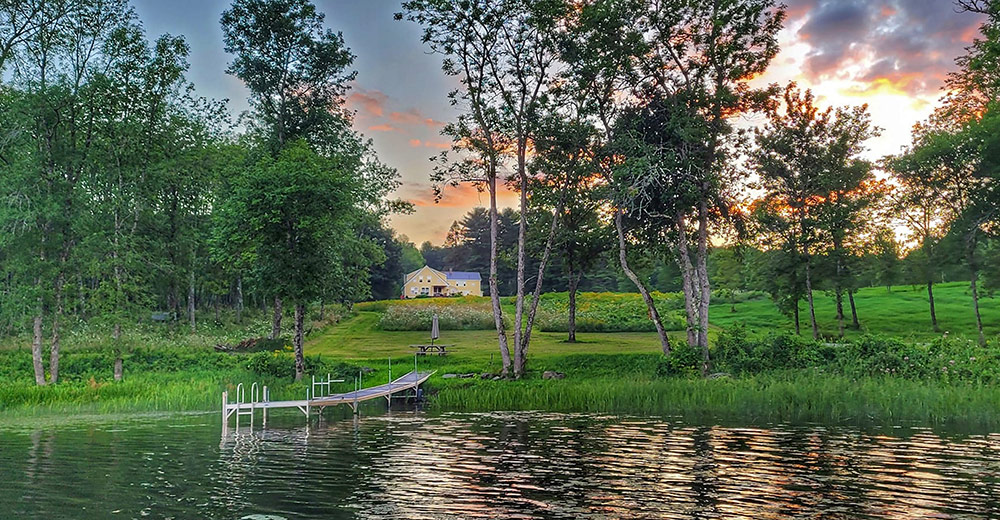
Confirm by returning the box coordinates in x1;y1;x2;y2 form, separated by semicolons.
222;390;228;431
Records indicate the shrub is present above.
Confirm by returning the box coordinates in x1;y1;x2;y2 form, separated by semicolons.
713;325;832;374
246;350;296;379
378;303;498;331
655;344;703;377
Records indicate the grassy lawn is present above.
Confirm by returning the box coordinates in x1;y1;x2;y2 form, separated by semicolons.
311;281;994;364
711;281;1000;341
308;311;685;362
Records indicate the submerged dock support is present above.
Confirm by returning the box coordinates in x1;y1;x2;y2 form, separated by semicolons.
221;370;434;429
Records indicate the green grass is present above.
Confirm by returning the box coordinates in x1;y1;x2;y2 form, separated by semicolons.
1;281;998;423
712;281;1000;341
429;373;1000;427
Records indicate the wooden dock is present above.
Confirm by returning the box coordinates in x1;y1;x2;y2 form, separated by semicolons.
223;370;435;427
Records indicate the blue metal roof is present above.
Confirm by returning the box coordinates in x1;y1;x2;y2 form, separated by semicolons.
446;271;481;281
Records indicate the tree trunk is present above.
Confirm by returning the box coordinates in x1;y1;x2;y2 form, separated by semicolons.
169;282;179;330
320;300;325;321
848;289;859;330
32;309;46;386
78;277;86;320
188;271;196;333
567;273;580;343
512;139;529;379
834;287;845;339
675;213;699;347
805;259;819;340
833;242;845;338
927;281;939;332
49;270;64;384
235;275;243;324
969;262;985;346
515;203;563;377
113;322;123;382
270;297;282;339
616;210;671;355
695;201;711;374
793;300;800;335
294;303;305;381
488;167;511;376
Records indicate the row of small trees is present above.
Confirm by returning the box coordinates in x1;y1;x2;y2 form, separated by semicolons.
0;0;404;385
399;0;1000;377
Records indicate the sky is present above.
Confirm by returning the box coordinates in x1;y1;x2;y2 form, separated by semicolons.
131;0;987;246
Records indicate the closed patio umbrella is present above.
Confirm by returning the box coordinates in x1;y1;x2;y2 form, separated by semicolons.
431;313;440;345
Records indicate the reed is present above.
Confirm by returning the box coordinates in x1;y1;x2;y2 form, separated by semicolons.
430;373;1000;426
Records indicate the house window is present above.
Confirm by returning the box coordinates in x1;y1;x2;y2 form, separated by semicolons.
421;287;429;295
411;287;417;294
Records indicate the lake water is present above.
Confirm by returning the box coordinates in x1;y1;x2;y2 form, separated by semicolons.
2;410;1000;519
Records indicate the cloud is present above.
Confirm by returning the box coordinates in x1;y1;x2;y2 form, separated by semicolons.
402;181;516;209
791;0;986;96
389;108;446;130
422;140;451;149
407;138;451;149
348;89;388;118
368;124;399;132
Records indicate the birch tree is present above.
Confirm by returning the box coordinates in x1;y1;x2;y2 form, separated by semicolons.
401;0;568;377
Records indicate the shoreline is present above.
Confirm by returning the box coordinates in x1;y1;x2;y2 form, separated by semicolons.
4;366;1000;430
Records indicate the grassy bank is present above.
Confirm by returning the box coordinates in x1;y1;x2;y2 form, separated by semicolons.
2;282;999;425
430;373;1000;426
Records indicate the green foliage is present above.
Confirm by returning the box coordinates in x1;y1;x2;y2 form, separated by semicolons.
654;343;702;377
712;325;1000;384
533;292;687;332
221;0;356;149
378;303;498;331
713;325;833;374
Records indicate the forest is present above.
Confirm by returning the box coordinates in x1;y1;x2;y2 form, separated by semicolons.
2;0;1000;387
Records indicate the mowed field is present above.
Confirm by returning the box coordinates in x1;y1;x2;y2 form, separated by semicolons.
307;281;998;363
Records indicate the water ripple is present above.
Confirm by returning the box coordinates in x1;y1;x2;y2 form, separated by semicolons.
4;411;1000;519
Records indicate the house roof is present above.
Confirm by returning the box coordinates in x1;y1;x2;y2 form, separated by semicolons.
446;271;481;281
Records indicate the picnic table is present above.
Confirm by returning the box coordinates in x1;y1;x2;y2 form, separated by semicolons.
410;344;452;356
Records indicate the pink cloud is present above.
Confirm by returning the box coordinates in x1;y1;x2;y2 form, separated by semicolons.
422;140;451;150
389;109;445;130
368;124;398;132
348;89;388;118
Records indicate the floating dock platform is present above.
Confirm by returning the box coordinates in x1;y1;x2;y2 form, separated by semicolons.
223;370;435;428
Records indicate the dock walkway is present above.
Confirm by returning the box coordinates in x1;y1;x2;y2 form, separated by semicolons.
223;370;434;427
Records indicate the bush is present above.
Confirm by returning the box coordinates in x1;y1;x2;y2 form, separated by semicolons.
713;325;833;374
378;303;498;331
710;326;1000;384
655;344;703;377
246;350;296;379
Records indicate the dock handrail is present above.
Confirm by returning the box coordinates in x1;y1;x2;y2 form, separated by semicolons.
223;369;435;428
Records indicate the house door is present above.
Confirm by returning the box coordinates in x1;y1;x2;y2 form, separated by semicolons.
433;285;446;297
